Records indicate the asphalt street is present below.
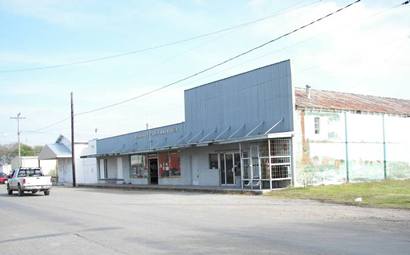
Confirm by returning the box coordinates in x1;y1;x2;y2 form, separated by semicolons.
0;186;409;255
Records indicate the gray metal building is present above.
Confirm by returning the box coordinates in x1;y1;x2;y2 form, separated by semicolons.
84;59;410;189
88;60;295;190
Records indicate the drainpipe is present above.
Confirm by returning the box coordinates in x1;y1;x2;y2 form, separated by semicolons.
382;114;387;180
344;112;350;183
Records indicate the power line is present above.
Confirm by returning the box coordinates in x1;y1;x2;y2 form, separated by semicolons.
10;113;26;166
23;0;362;134
179;0;407;88
21;0;409;138
27;117;70;133
75;0;362;116
0;0;320;74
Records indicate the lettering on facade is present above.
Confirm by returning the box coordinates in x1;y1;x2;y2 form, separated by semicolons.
135;126;180;139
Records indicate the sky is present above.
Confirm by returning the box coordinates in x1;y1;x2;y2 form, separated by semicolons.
0;0;409;146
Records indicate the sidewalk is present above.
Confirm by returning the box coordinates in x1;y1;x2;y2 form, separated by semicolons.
77;183;264;195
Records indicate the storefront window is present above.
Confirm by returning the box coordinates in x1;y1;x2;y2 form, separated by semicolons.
158;152;169;177
209;154;218;169
250;144;258;158
259;141;269;157
271;165;289;179
261;158;270;179
241;143;250;158
159;151;181;177
270;139;290;156
251;157;260;178
220;154;225;183
243;159;251;179
130;155;148;178
234;153;241;177
241;138;292;190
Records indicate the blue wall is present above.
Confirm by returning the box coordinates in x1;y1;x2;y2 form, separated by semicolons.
184;60;293;139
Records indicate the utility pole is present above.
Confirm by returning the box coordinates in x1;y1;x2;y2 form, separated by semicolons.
71;92;76;187
10;113;26;167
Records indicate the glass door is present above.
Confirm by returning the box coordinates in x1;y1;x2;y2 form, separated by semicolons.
220;152;240;185
149;158;158;185
225;154;234;185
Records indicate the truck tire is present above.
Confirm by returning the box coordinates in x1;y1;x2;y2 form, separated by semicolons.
32;190;38;194
44;190;50;196
18;184;24;197
7;185;12;195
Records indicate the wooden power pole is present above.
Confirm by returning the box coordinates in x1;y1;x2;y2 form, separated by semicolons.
71;92;76;187
10;112;26;167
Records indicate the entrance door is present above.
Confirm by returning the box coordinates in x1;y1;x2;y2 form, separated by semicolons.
149;159;158;185
220;152;240;185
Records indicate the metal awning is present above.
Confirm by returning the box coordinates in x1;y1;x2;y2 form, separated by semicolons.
82;132;293;158
83;117;292;158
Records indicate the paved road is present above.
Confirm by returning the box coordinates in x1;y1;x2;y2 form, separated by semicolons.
0;186;409;255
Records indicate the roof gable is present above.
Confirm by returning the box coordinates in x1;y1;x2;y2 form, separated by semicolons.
38;143;71;160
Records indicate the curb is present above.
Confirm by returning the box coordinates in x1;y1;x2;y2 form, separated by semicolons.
77;184;263;195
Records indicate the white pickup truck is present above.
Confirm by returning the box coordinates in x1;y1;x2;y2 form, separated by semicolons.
7;168;52;196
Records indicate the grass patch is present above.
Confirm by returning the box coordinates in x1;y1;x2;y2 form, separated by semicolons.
266;179;410;209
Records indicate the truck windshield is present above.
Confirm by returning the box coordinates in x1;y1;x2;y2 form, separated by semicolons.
17;169;43;177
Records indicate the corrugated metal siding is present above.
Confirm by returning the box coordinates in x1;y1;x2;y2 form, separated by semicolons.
184;60;293;137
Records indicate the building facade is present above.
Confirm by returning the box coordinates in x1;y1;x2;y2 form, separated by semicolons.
0;164;12;175
39;135;98;185
293;87;410;186
85;60;410;190
88;60;295;190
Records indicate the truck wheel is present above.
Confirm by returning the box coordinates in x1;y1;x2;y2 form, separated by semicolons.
7;185;12;195
32;190;38;194
44;190;50;196
18;184;24;197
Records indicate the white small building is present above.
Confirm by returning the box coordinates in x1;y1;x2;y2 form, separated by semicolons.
0;164;12;175
11;156;57;176
38;135;98;185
